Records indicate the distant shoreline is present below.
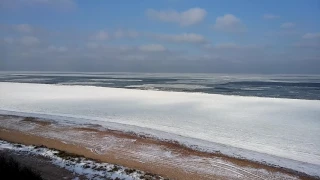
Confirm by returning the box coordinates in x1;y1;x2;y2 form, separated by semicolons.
0;114;317;180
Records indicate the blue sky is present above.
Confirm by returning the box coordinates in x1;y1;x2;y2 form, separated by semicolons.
0;0;320;73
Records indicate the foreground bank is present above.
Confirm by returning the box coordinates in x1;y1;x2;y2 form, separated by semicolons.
0;140;166;180
0;115;318;180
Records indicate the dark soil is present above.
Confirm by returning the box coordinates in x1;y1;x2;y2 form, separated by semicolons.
0;150;85;180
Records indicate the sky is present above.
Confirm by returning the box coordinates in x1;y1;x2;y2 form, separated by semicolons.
0;0;320;74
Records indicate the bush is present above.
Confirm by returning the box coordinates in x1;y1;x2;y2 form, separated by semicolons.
0;154;43;180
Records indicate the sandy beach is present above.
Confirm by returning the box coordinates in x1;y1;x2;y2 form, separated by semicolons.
0;115;317;180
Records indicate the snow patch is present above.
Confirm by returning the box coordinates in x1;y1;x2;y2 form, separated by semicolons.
0;140;166;180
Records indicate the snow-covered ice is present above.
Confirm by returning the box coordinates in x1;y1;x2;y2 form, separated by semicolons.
0;82;319;177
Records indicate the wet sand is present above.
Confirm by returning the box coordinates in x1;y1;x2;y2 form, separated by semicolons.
0;115;317;180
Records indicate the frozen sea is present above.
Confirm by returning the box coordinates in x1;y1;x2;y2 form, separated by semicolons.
0;72;320;100
0;72;320;177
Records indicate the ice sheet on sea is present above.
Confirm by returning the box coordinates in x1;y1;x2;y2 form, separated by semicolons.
126;83;210;90
90;78;142;82
0;82;320;177
58;82;114;85
2;78;54;82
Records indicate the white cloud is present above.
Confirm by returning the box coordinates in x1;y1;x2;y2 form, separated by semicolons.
114;29;139;38
3;36;319;73
14;24;33;33
146;8;206;26
154;33;207;43
20;36;40;46
213;14;246;33
90;29;139;40
214;43;238;49
205;43;260;50
86;42;100;49
281;22;295;29
302;32;320;39
48;45;68;52
3;37;14;44
263;14;280;20
91;30;109;41
139;44;166;52
293;42;320;49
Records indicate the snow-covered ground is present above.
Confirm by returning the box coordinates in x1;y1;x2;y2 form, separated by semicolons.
0;140;165;180
0;82;319;177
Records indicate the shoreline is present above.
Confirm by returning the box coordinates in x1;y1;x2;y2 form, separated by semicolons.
0;140;167;180
0;115;318;180
2;109;320;177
